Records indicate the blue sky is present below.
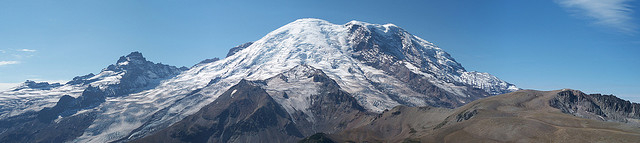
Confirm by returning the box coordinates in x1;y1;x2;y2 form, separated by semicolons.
1;0;639;101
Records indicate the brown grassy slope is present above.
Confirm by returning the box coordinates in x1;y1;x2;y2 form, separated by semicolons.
328;105;453;142
327;89;640;143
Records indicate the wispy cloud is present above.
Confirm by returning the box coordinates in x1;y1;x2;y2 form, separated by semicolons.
18;49;37;52
0;83;22;91
0;61;20;66
0;50;5;53
556;0;637;34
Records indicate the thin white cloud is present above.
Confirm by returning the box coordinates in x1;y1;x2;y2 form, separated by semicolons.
0;83;21;91
0;61;20;66
556;0;637;34
18;49;37;52
0;50;5;53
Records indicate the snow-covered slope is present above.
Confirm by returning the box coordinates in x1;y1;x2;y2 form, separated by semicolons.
0;81;84;119
0;52;185;119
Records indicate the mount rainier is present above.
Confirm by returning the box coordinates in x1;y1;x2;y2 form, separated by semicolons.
0;18;521;142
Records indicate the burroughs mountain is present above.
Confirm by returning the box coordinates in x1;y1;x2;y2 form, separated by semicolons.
0;18;524;142
316;89;640;142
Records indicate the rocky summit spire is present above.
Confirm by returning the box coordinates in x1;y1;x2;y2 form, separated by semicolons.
116;51;147;66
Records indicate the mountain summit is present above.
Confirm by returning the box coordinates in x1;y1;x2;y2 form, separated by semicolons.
117;51;146;65
195;18;517;110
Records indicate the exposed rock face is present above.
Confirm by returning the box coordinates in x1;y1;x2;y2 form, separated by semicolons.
36;86;105;122
63;52;186;96
66;73;97;85
12;80;62;91
550;89;640;125
0;112;96;143
298;133;336;143
100;51;187;97
226;42;253;57
193;58;221;68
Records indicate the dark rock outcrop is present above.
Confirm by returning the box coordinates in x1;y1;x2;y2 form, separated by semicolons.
37;86;105;122
550;89;640;124
0;112;96;143
66;73;97;85
12;80;62;91
226;42;253;57
193;58;220;67
298;133;336;143
101;51;187;97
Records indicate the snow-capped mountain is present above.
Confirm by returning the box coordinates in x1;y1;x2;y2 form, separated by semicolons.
86;18;517;142
0;52;186;119
0;80;84;119
0;52;187;142
0;18;518;142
